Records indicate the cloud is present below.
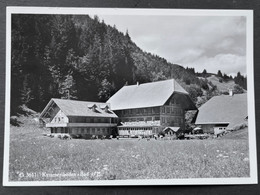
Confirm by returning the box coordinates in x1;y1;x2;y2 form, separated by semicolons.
185;54;246;75
97;14;246;75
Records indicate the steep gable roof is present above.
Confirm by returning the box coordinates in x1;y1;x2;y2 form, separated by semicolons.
107;79;196;110
40;98;118;118
195;93;247;128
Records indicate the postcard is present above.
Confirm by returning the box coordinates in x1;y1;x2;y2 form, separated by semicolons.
3;7;257;186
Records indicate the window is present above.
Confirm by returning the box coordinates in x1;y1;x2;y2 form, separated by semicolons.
162;117;165;123
161;107;165;113
153;107;158;113
155;116;160;120
146;117;152;121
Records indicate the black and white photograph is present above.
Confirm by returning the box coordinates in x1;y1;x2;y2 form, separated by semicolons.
3;7;257;186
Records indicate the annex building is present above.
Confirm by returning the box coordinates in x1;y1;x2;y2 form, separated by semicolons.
195;92;247;134
107;79;197;137
40;98;118;138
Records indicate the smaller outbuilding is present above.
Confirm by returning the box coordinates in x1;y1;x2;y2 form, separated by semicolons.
163;127;180;135
195;93;247;134
162;127;182;139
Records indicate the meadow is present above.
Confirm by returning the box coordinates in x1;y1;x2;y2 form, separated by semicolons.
8;116;250;181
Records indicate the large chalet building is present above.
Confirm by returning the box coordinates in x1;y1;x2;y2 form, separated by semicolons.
40;99;118;138
107;79;197;137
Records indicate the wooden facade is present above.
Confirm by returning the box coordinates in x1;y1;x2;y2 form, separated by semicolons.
115;94;186;136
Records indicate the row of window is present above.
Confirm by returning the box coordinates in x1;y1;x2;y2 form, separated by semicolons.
118;127;154;131
119;107;183;117
51;127;68;133
70;117;117;124
121;116;160;123
119;130;153;136
71;127;110;134
161;117;184;124
119;107;160;116
51;127;111;134
161;107;183;115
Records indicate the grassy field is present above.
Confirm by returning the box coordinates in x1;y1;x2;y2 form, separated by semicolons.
8;116;250;181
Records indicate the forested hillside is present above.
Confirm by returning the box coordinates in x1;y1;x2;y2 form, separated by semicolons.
11;14;246;115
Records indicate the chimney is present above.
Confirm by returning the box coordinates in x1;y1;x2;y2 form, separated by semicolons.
229;89;233;96
137;81;139;86
125;81;128;86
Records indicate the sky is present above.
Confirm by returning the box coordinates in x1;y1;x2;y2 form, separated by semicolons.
96;15;246;77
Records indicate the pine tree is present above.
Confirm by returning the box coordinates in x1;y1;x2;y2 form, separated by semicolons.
217;70;223;78
59;72;77;99
98;79;115;101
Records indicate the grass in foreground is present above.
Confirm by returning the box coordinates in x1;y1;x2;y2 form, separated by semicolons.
8;117;250;181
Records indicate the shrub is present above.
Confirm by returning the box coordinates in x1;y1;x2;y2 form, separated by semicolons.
185;78;191;85
10;116;22;127
232;123;248;131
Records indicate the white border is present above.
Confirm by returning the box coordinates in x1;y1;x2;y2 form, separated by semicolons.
3;7;257;186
